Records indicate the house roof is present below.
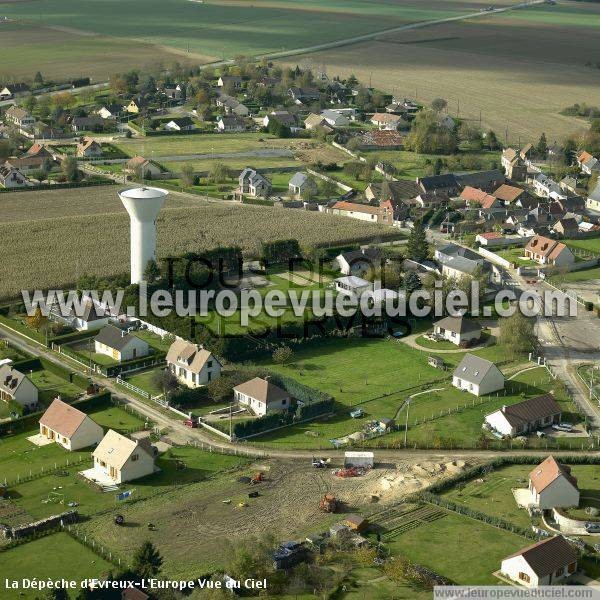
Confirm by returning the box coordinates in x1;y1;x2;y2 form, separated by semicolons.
490;394;561;428
332;201;382;216
166;339;217;375
503;536;578;578
338;248;382;265
6;105;32;120
77;138;101;153
344;514;367;527
453;354;501;385
71;300;108;323
434;316;481;335
553;218;578;232
493;184;525;203
359;130;404;147
335;275;370;288
478;232;502;240
94;325;140;351
525;235;567;260
93;429;149;469
417;173;459;193
529;456;578;494
267;111;297;127
577;150;593;164
289;172;311;188
39;398;89;438
167;117;194;127
4;156;46;169
0;364;29;396
233;377;289;405
456;169;504;190
304;113;327;128
371;113;401;124
25;142;52;158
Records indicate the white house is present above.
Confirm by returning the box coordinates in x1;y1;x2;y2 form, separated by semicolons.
452;354;504;396
484;394;562;437
524;235;575;268
334;248;382;276
94;326;149;363
164;117;195;132
69;300;112;331
166;339;221;387
233;377;290;417
39;398;104;451
90;429;155;484
334;275;371;299
528;456;580;509
0;364;39;411
500;536;578;588
0;165;32;188
321;109;349;128
432;316;481;346
217;115;246;132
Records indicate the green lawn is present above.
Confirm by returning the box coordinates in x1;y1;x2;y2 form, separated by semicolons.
496;247;535;267
163;155;300;175
387;511;527;585
550;266;600;285
28;369;85;405
0;532;113;599
125;368;165;398
133;329;173;353
565;238;600;257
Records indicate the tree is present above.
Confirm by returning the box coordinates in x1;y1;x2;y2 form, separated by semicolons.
144;259;161;284
406;221;429;262
181;163;196;187
403;270;421;295
499;312;536;358
485;129;501;150
563;138;577;166
320;178;337;198
23;93;37;113
210;162;231;183
431;98;447;113
26;306;46;331
132;540;163;579
272;345;294;365
44;589;69;600
61;155;79;182
153;369;179;398
537;132;548;159
207;375;233;402
34;71;44;86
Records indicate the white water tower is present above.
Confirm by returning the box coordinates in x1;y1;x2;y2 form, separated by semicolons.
119;186;169;285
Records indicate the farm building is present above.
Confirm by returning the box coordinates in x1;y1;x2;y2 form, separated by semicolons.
452;354;504;396
0;364;38;410
38;398;103;451
432;316;481;346
166;340;221;388
484;394;562;437
500;536;578;588
87;429;155;485
94;325;149;363
233;377;290;417
528;456;580;509
344;514;368;532
344;451;374;469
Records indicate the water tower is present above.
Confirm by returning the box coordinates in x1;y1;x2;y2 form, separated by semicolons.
119;186;169;285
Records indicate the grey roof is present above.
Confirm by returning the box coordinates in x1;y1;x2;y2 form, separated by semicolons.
339;248;382;264
437;253;487;276
94;325;137;351
453;354;502;385
72;301;109;323
434;316;481;335
289;172;310;188
0;364;28;395
436;243;482;262
455;169;504;190
418;174;459;193
589;180;600;203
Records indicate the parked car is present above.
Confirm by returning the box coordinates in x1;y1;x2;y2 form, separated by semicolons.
183;416;199;428
551;422;573;432
586;522;600;534
536;430;546;438
350;408;364;418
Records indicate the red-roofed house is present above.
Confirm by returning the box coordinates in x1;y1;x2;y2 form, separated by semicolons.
475;232;503;247
528;456;579;509
524;235;575;267
329;201;393;224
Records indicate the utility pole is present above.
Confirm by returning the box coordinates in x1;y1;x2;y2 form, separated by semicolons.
457;98;460;119
404;398;411;447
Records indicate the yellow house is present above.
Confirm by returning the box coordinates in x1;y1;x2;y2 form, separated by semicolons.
126;100;140;114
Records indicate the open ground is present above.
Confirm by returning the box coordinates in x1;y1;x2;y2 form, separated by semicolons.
280;1;600;141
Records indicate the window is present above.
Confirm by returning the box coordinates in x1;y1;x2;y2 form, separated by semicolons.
518;572;530;583
131;453;139;462
568;562;576;574
555;569;563;578
208;360;213;368
207;371;212;382
282;399;286;405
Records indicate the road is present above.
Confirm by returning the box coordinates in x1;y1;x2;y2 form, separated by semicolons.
0;82;109;108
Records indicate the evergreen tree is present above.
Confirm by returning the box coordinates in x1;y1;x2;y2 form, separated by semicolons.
144;259;161;284
406;221;429;262
132;540;163;579
34;71;44;85
563;138;577;166
536;132;548;158
403;271;421;295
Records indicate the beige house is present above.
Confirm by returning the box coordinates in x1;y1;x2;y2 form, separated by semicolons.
77;137;103;158
39;398;104;451
125;156;163;179
233;377;290;417
529;456;580;510
91;429;155;484
500;536;578;588
524;235;575;267
94;325;149;363
166;340;221;387
0;364;38;410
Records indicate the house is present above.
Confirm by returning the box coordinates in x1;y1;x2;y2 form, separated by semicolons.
435;243;490;280
76;137;103;158
493;184;528;204
587;179;600;212
126;99;142;114
321;109;349;127
161;83;184;100
0;165;32;188
531;173;567;201
551;218;579;237
97;104;123;119
460;186;501;209
69;300;112;331
581;156;600;176
39;398;104;451
304;113;329;130
476;232;504;247
500;536;578;588
524;235;575;267
263;111;297;129
70;116;105;133
94;326;149;363
215;94;249;117
164;117;195;132
576;150;593;170
125;156;163;179
238;167;272;198
457;169;504;192
4;156;50;173
370;113;402;130
334;275;371;299
501;148;527;181
452;354;504;396
417;173;460;196
414;191;450;209
91;429;155;484
217;115;247;132
433;316;481;346
484;394;562;437
358;130;404;150
25;142;54;159
329;200;393;224
233;377;290;417
217;75;243;89
0;83;29;100
529;456;580;509
287;87;320;104
0;364;38;411
288;172;317;198
166;339;222;387
334;248;382;276
4;106;35;130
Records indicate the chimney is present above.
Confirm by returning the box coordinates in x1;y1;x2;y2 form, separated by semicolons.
265;375;271;382
501;405;507;412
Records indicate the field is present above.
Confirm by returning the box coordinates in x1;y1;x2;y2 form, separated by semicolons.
0;532;113;599
565;237;600;256
0;0;520;80
281;1;600;141
0;186;399;300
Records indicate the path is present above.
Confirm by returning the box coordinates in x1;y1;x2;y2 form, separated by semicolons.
399;331;495;354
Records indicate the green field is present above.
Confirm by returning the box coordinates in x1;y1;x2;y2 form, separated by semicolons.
565;238;600;257
550;266;600;285
0;533;113;599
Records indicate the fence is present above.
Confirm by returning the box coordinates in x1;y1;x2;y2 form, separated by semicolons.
63;524;125;569
577;365;600;406
306;168;353;192
5;455;90;488
476;246;514;269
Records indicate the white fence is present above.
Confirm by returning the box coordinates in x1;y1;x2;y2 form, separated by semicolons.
477;246;513;269
307;168;353;193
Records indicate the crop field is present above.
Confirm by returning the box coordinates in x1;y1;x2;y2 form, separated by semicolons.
281;1;600;141
0;187;398;300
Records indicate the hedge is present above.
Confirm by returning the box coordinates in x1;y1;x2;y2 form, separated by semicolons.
102;351;166;377
0;179;116;194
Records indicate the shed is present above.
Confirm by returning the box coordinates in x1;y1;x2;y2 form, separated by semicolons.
428;355;445;369
344;451;374;469
344;514;368;532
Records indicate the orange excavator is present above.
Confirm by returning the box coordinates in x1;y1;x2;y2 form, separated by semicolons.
318;494;339;513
